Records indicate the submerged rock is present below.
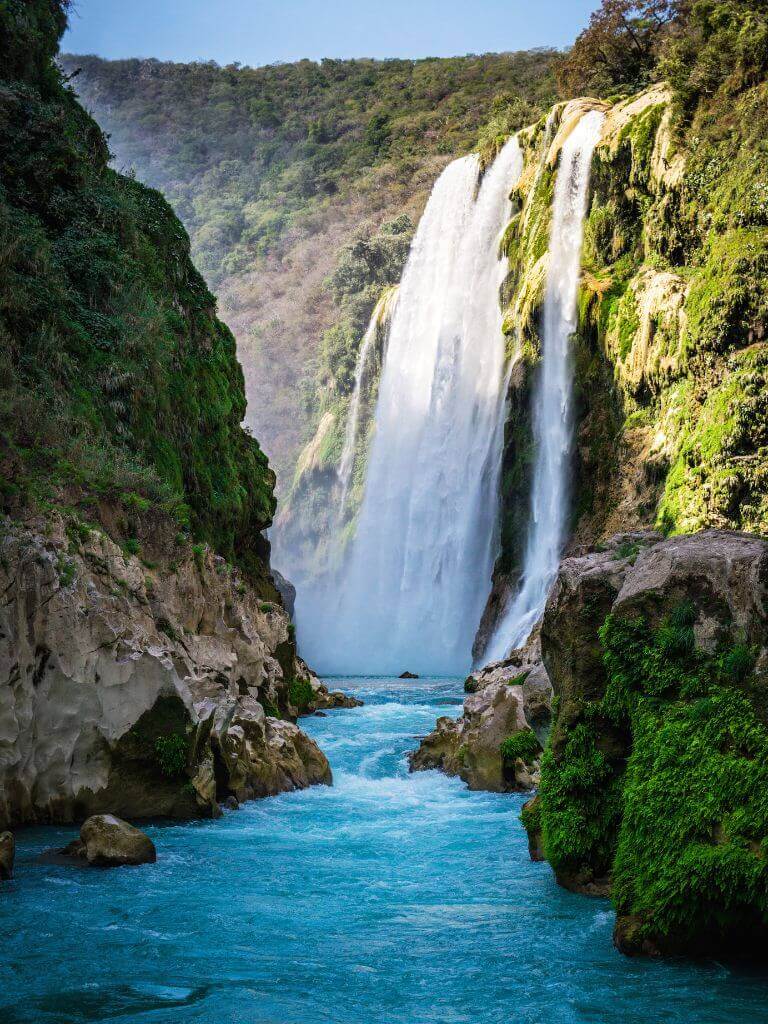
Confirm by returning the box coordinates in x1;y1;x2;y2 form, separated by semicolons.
0;831;14;880
59;815;156;867
409;631;552;792
0;514;331;829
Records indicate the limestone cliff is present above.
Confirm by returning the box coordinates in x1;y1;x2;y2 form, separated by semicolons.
480;80;768;651
0;512;333;828
0;1;338;825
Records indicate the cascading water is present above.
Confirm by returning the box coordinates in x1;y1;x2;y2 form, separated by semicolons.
296;137;523;675
484;109;605;662
336;287;398;520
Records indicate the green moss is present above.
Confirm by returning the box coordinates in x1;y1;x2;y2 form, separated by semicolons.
500;730;541;765
0;3;276;578
537;601;768;952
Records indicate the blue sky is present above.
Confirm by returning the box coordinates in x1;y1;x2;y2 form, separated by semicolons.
62;0;596;64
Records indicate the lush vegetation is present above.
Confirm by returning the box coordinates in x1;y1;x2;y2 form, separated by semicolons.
557;0;768;112
500;730;541;765
61;49;558;483
62;50;557;283
535;601;768;951
0;0;275;572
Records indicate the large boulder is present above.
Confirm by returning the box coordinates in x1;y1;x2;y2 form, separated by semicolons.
532;529;768;958
61;815;156;867
0;831;14;880
409;631;552;792
0;514;332;829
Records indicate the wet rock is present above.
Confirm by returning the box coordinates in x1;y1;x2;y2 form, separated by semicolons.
221;795;239;811
399;671;419;679
59;815;156;867
271;569;296;619
409;630;552;792
0;831;14;880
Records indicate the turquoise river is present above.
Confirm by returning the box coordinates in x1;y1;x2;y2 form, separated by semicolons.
3;677;768;1023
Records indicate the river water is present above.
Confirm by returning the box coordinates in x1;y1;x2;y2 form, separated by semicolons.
3;677;768;1023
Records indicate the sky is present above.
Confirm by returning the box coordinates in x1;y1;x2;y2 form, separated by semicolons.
62;0;597;65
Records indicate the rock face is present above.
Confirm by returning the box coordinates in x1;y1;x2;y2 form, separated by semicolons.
0;830;14;880
409;632;552;792
61;815;156;867
0;514;335;828
530;530;768;958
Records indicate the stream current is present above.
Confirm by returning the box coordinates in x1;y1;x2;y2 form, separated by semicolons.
3;677;768;1024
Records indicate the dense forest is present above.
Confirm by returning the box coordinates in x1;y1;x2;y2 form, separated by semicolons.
0;0;275;571
60;49;559;485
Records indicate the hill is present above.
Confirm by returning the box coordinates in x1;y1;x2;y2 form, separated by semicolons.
59;49;559;485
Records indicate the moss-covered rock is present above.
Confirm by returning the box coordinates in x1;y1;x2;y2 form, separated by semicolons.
530;529;768;958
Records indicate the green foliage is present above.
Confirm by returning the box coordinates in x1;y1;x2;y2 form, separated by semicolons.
61;51;558;285
614;539;642;562
500;730;541;765
154;733;188;777
288;676;314;713
556;1;679;98
538;600;768;950
520;796;541;836
0;2;275;576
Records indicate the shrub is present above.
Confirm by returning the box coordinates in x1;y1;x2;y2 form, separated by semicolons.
500;730;541;765
154;733;188;777
288;676;314;713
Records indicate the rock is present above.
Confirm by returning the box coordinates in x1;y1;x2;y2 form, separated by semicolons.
0;831;14;880
222;795;239;811
521;797;544;862
271;569;296;619
314;710;327;718
399;671;419;679
60;815;156;867
0;513;332;829
302;674;363;713
536;529;768;954
409;630;552;792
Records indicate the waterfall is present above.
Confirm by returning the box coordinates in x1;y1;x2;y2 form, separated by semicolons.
337;287;398;520
484;109;605;662
296;136;523;675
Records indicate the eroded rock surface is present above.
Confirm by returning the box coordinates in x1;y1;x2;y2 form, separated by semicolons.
59;814;156;867
0;514;336;828
409;632;552;792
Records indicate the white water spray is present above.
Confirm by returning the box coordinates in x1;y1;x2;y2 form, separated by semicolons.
297;137;524;675
337;288;398;519
485;109;605;662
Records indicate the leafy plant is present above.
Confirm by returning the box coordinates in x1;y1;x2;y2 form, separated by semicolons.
154;733;188;777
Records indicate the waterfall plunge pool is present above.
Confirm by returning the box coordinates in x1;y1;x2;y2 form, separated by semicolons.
3;676;768;1023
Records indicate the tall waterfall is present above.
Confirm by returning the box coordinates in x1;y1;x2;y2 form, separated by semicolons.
485;110;605;662
297;137;523;675
337;287;398;520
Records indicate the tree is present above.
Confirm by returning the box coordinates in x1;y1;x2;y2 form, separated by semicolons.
556;1;683;97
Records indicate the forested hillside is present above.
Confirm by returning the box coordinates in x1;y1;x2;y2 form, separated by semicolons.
60;50;558;484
